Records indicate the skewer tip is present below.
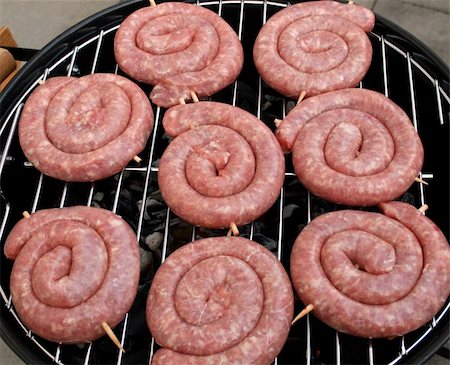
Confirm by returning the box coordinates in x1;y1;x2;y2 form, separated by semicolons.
414;177;429;186
296;90;306;105
23;211;31;219
418;204;428;213
101;322;125;353
179;98;186;105
348;0;354;4
292;304;314;325
230;222;239;236
274;118;283;128
190;90;200;103
38;80;46;85
133;155;142;164
149;0;157;7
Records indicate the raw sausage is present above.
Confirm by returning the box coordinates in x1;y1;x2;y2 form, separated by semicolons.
18;74;153;182
158;101;285;228
254;1;374;98
290;201;450;338
114;2;243;108
276;88;424;206
147;236;294;364
3;206;140;343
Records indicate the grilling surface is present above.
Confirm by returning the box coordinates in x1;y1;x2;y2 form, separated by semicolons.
0;1;449;365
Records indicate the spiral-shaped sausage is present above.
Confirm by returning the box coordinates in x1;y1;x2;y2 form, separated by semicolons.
114;2;243;108
158;102;285;229
147;237;294;365
290;201;450;338
276;88;424;206
3;206;140;343
18;74;153;182
253;1;374;98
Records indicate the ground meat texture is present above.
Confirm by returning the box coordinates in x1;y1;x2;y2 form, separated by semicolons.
158;101;285;229
290;201;450;338
147;237;294;365
253;1;374;98
114;2;243;108
18;74;153;182
276;88;424;206
3;206;140;344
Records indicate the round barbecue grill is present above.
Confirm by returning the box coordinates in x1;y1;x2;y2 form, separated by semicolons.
0;0;448;364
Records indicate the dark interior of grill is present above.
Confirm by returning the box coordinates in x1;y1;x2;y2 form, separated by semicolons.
0;1;449;364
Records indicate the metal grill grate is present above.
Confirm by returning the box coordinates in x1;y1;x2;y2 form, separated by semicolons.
0;1;449;364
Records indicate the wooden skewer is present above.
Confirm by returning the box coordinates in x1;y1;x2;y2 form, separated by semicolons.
292;304;314;325
38;79;46;85
23;211;31;219
296;90;306;105
348;0;354;4
414;177;429;186
190;90;200;103
149;0;157;7
274;118;282;128
179;98;186;105
101;322;125;353
133;155;142;164
418;204;428;213
230;222;239;236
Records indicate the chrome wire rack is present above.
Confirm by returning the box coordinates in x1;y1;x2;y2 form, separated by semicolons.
0;1;448;364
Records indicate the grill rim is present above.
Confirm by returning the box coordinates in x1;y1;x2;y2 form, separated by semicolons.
0;0;449;364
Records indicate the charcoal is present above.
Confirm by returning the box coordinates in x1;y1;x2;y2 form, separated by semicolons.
253;233;277;252
139;247;153;280
144;232;164;251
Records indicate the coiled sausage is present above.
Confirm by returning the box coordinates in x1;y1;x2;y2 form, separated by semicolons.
158;101;285;228
4;206;140;343
114;2;243;108
18;74;153;182
147;236;294;364
276;88;424;206
254;1;374;98
290;201;450;338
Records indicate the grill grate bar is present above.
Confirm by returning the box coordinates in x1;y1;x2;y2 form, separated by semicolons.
55;344;61;363
231;0;245;106
401;336;407;355
305;191;312;365
86;183;95;207
91;30;104;74
67;47;79;76
277;187;284;261
136;106;162;240
434;80;444;125
306;312;311;365
59;185;68;208
368;339;374;365
112;171;125;213
147;207;172;364
83;343;93;365
439;85;450;104
381;36;389;97
405;325;434;355
161;208;171;264
406;52;426;208
436;302;450;323
335;332;341;365
116;313;129;365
